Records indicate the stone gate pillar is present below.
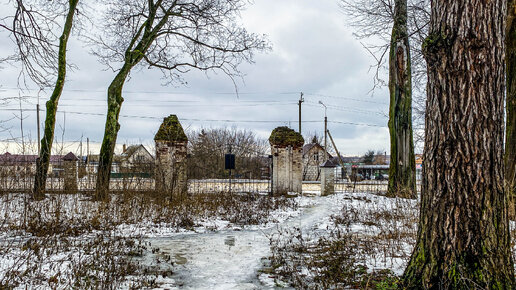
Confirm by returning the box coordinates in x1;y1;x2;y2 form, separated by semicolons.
62;152;79;192
320;160;336;196
269;127;304;195
154;115;188;197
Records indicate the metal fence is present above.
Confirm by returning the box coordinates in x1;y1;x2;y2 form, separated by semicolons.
0;159;271;194
0;160;419;195
188;179;271;194
0;161;156;193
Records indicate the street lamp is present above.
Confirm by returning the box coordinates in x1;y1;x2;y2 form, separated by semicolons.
318;100;327;117
319;101;328;161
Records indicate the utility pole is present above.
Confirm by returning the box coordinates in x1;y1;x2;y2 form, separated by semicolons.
328;129;348;179
298;92;304;134
18;96;25;155
319;101;328;161
36;92;41;155
324;115;327;161
36;103;40;155
80;135;83;159
327;129;344;167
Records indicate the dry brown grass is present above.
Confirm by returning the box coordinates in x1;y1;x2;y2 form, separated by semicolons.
267;193;418;289
0;190;298;288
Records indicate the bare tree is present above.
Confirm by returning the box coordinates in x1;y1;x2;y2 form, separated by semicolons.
339;0;429;151
303;131;334;154
1;0;81;199
187;127;268;179
340;0;429;89
386;0;416;198
2;0;66;87
404;0;514;286
340;0;423;197
91;0;269;199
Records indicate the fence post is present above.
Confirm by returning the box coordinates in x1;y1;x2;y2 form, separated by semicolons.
320;160;336;196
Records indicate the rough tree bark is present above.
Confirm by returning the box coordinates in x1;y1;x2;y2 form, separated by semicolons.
33;0;79;199
95;61;141;200
387;0;416;198
94;1;267;199
506;0;516;218
403;0;514;288
95;6;170;199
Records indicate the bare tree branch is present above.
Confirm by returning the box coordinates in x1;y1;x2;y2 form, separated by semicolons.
92;0;270;197
340;0;429;151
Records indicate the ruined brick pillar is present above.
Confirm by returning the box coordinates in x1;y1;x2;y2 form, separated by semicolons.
269;127;304;195
320;160;336;196
154;115;188;197
62;152;79;192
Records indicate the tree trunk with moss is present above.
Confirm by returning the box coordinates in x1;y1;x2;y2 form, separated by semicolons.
506;0;516;218
94;3;174;200
33;0;78;200
94;63;133;200
403;0;514;287
387;0;416;199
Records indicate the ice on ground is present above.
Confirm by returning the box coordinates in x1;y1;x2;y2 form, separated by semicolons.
141;192;347;289
0;191;422;288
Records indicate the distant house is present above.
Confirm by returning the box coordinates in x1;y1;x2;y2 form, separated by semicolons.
120;145;154;167
86;144;154;175
372;154;390;165
120;144;154;176
329;155;358;179
0;152;78;177
328;154;391;180
85;155;120;174
302;143;332;181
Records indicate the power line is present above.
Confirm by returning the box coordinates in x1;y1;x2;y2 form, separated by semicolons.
55;102;298;108
0;108;387;127
1;88;388;105
0;87;301;96
304;102;387;117
304;92;388;105
2;97;385;114
0;96;299;106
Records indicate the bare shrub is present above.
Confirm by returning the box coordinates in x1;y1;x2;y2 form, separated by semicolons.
268;193;418;288
0;190;298;287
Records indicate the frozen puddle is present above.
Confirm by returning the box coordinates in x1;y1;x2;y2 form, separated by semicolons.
144;193;346;289
149;230;269;289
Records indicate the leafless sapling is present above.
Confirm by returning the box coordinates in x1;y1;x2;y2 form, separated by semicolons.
91;0;269;199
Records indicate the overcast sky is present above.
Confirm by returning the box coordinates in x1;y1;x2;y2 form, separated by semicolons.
0;0;397;156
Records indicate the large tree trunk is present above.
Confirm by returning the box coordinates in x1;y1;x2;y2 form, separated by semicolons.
403;0;514;288
506;0;516;218
33;0;79;200
94;64;131;200
387;0;416;199
93;3;168;200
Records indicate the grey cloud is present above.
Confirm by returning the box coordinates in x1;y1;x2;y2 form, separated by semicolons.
0;0;393;157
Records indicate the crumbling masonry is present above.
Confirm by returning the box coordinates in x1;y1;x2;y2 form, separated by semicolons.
154;115;188;197
269;127;304;195
63;152;79;192
320;160;336;196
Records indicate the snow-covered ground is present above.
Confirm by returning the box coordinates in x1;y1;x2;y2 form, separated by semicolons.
0;191;421;289
131;192;419;289
139;193;347;289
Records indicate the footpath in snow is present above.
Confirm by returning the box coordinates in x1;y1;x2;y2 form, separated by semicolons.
142;193;350;289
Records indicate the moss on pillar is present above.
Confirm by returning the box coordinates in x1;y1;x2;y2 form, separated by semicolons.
268;126;304;148
154;115;188;142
